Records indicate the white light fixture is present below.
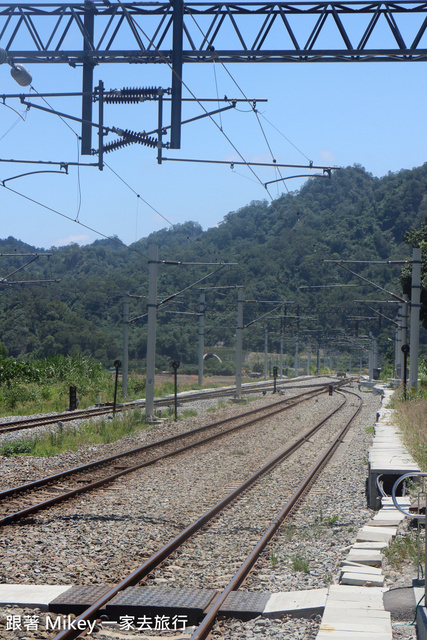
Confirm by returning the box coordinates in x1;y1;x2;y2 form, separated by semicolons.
0;47;32;86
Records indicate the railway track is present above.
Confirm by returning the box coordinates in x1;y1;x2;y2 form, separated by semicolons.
0;376;334;435
49;388;362;640
0;383;342;526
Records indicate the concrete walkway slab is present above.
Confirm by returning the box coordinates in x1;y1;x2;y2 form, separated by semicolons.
263;588;328;618
340;572;385;587
356;528;396;543
0;584;72;611
339;564;383;575
346;549;383;565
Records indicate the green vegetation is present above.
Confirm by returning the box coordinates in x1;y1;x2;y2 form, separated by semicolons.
270;549;279;568
0;163;426;370
394;385;427;471
383;531;424;570
290;553;310;574
0;408;147;457
0;354;115;415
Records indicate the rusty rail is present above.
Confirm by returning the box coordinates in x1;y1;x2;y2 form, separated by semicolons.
50;390;352;640
0;386;334;526
190;389;362;640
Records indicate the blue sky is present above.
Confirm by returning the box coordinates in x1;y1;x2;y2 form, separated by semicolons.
0;48;425;249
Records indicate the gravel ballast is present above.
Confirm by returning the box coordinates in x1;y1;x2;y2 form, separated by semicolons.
0;380;417;640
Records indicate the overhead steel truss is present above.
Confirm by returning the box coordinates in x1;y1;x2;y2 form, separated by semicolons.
1;0;427;154
1;1;427;65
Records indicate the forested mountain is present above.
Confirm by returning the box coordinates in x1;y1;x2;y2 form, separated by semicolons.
1;163;426;371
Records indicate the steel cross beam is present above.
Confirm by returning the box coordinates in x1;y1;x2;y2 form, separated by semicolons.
1;1;427;64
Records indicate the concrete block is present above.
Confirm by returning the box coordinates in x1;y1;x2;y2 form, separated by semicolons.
340;572;385;587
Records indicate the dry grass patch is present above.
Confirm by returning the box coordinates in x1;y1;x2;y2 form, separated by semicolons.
395;396;427;470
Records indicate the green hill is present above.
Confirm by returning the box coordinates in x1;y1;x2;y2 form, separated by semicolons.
1;163;426;371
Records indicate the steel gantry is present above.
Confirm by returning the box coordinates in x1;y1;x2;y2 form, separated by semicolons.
1;0;427;153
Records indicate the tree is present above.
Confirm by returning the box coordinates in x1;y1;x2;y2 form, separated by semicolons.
401;218;427;329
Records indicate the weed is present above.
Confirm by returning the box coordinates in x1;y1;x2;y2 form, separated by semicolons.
0;439;35;456
383;531;424;569
283;525;297;540
181;409;197;418
365;425;375;434
327;514;339;526
290;554;310;574
270;550;279;568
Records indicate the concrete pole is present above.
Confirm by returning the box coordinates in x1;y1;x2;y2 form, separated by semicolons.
235;288;243;399
409;247;422;391
316;345;320;374
373;338;378;371
307;343;311;375
294;337;299;377
401;296;409;381
394;312;401;380
279;332;284;378
122;293;129;398
198;293;205;385
145;244;158;419
264;328;268;380
368;335;374;381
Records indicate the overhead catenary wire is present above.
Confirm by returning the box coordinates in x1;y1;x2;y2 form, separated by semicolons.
186;8;322;196
103;161;177;229
113;0;272;200
0;182;149;259
29;84;83;221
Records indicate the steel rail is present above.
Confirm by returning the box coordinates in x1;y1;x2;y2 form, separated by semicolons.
0;377;325;434
0;385;326;499
0;385;335;526
190;388;363;640
50;389;351;640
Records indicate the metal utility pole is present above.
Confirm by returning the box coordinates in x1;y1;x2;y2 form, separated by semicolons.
145;245;159;419
198;293;205;385
409;247;422;392
235;288;244;399
122;293;129;398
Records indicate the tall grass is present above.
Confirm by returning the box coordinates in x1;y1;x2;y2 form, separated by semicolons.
395;392;427;470
0;408;147;457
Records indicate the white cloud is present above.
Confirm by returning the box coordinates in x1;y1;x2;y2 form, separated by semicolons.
52;234;92;247
318;149;338;164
